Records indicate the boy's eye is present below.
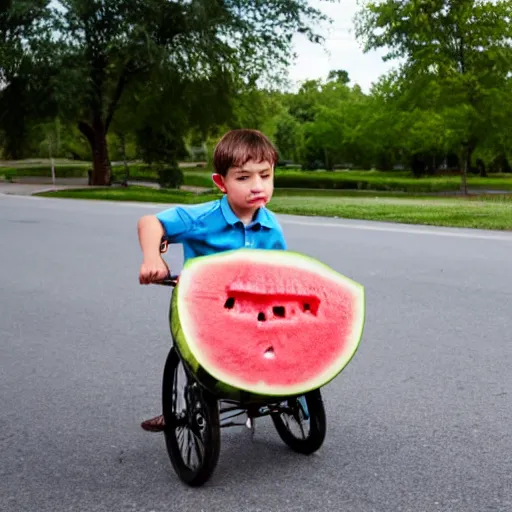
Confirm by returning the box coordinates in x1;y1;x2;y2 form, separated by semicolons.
236;173;270;181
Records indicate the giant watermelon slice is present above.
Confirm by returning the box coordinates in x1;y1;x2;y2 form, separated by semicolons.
170;249;365;401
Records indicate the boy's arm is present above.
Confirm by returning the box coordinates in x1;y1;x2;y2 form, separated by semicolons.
137;215;169;284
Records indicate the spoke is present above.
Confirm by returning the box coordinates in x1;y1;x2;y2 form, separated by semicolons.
279;400;310;440
177;426;186;453
191;430;205;466
297;416;307;439
170;356;212;472
185;429;194;468
173;363;178;409
282;413;292;431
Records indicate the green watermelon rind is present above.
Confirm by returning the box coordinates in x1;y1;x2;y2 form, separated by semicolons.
170;249;365;398
171;286;259;401
170;249;365;400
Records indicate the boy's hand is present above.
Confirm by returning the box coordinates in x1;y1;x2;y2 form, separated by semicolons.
139;257;170;284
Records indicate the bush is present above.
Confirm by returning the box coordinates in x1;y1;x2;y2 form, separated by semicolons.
157;166;184;189
272;170;461;193
489;154;511;173
111;164;156;182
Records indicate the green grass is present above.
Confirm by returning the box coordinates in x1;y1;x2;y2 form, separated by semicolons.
268;195;512;230
0;158;92;167
35;186;512;231
280;170;512;192
35;186;222;204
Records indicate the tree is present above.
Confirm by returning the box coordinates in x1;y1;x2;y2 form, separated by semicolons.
274;112;304;162
283;73;378;169
0;0;54;158
46;0;329;185
355;0;512;193
327;69;350;85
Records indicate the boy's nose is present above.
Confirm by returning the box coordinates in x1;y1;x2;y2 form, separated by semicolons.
251;176;264;192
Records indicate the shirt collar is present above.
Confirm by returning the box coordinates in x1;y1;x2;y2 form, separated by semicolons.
220;194;273;229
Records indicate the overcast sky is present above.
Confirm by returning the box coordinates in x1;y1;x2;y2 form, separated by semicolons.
287;0;397;92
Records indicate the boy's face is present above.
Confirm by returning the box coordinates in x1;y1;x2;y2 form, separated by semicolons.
212;159;274;218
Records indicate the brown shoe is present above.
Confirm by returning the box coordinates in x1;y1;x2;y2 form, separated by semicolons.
141;414;165;432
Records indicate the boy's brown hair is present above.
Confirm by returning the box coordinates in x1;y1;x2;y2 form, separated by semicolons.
213;129;279;176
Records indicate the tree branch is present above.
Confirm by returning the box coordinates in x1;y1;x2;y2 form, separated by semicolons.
78;120;94;146
105;63;131;132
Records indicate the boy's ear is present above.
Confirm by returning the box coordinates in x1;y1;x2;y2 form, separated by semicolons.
212;173;227;193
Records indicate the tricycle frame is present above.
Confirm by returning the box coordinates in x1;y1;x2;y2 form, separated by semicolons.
157;272;327;487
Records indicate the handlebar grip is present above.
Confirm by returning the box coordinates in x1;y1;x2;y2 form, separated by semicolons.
154;273;179;287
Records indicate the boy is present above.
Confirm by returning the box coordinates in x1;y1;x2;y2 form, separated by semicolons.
137;128;287;432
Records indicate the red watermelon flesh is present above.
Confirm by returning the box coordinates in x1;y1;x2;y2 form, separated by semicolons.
171;249;365;397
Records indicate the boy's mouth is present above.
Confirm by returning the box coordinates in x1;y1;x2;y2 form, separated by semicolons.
248;196;266;204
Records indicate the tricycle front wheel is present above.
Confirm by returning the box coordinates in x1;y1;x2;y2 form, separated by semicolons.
161;347;221;487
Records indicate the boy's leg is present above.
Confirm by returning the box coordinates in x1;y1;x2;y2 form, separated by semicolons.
297;395;310;419
141;287;174;434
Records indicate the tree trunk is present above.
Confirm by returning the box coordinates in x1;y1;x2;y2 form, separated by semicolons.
120;132;129;186
91;128;112;186
460;142;474;196
460;152;468;196
78;118;112;186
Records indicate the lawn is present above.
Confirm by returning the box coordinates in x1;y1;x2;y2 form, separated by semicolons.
35;186;512;231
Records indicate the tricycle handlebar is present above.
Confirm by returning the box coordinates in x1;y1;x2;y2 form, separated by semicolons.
155;238;178;286
154;274;180;287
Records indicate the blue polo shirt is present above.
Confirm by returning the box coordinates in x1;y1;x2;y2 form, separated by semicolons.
156;194;287;263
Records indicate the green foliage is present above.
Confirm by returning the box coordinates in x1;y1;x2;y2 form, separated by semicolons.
46;0;328;184
135;123;188;167
0;1;61;158
355;0;512;191
1;0;329;183
274;113;304;162
157;166;185;189
4;0;512;195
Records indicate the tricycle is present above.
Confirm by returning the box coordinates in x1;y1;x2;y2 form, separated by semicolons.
156;273;327;487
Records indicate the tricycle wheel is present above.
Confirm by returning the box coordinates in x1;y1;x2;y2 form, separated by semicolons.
162;347;220;487
271;389;326;455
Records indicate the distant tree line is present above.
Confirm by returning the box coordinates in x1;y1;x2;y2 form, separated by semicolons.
2;0;512;193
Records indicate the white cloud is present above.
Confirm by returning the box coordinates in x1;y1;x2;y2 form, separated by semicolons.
287;0;398;92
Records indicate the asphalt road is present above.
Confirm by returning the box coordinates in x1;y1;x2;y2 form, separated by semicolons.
1;194;511;512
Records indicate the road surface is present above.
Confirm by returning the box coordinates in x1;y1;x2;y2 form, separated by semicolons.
1;194;511;512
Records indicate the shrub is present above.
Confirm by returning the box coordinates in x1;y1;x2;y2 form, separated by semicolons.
157;165;184;189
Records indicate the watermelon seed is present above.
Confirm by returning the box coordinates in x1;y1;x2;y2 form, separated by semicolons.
303;303;310;311
273;306;286;318
257;312;266;322
224;297;235;309
264;347;275;359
